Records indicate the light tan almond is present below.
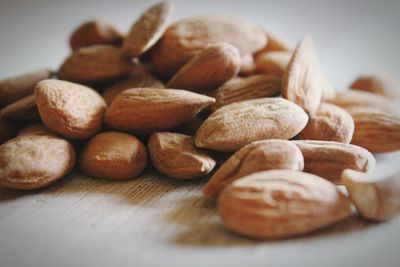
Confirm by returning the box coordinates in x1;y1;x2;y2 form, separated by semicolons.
347;108;400;153
203;139;304;197
58;45;132;84
255;51;291;77
282;35;322;113
207;75;282;113
123;1;174;58
70;20;123;50
148;132;216;179
239;54;257;76
17;123;52;136
0;135;75;190
104;88;215;135
0;115;18;144
195;98;309;152
350;73;400;99
1;95;39;121
0;69;52;107
218;170;352;239
298;103;354;143
293;140;375;183
342;169;400;221
151;16;267;78
167;43;241;93
35;79;107;139
255;30;292;54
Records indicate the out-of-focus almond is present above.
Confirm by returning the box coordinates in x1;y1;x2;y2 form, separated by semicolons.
350;73;400;99
255;51;291;77
1;95;39;121
255;30;292;54
239;54;257;76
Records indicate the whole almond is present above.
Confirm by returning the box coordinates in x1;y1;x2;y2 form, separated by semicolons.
0;69;52;107
195;98;309;152
203;139;304;197
282;35;322;113
79;132;147;180
70;20;123;50
293;140;375;183
1;95;39;121
151;16;267;78
0;115;18;144
148;132;216;179
17;123;51;137
207;75;281;113
218;170;352;239
255;51;291;77
350;73;400;99
255;30;292;54
104;88;215;135
347;108;400;153
0;135;75;189
35;79;107;139
123;1;174;58
167;43;241;93
298;103;354;143
58;45;132;84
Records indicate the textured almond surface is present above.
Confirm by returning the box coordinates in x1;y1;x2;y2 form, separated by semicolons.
348;108;400;153
35;79;107;139
1;95;39;121
294;140;375;183
255;51;291;77
0;135;75;189
79;132;147;180
282;35;322;113
298;103;354;143
104;88;215;135
167;43;240;93
148;132;216;179
350;73;400;99
207;75;281;113
151;16;267;78
0;115;18;144
58;45;132;84
70;20;123;50
203;140;304;197
123;1;173;58
218;170;352;239
195;98;308;152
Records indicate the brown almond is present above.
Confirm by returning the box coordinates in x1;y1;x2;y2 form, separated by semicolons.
282;35;322;113
35;79;107;139
293;140;375;183
58;45;132;84
350;73;400;99
70;20;123;50
167;43;241;93
0;115;18;144
195;98;309;152
148;132;216;179
1;95;39;121
218;170;352;239
104;88;215;135
298;103;354;143
203;139;304;197
255;51;291;77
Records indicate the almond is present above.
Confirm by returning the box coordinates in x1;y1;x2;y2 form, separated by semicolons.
0;115;18;144
320;72;336;101
104;88;215;135
350;73;400;99
298;103;354;143
293;140;375;183
58;45;132;84
167;43;241;93
35;79;107;139
239;54;257;76
347;108;400;153
0;135;75;189
175;115;204;136
255;51;291;77
123;1;174;58
203;139;304;197
255;30;292;53
1;95;39;121
218;170;352;239
282;35;322;113
195;98;309;152
17;123;51;137
148;132;216;179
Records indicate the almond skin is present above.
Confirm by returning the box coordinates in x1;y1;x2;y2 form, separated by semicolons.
195;98;308;152
58;45;132;84
298;103;354;143
203;139;304;197
1;95;39;121
123;1;174;58
35;79;107;139
69;20;123;50
293;140;375;183
218;170;352;239
148;132;216;179
104;88;215;135
282;35;322;113
255;51;291;78
79;132;147;180
0;135;75;190
167;43;241;93
350;73;400;99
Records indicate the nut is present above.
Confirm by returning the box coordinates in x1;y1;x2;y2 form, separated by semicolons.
1;95;39;121
17;123;51;137
255;51;291;77
0;115;18;144
350;73;400;99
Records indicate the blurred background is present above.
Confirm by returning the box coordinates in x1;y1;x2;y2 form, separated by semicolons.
0;0;399;89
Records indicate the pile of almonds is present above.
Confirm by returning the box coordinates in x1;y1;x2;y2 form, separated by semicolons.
1;2;400;239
